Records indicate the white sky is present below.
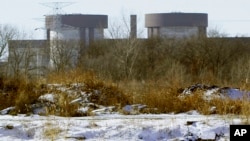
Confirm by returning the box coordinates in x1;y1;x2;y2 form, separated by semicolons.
1;0;250;39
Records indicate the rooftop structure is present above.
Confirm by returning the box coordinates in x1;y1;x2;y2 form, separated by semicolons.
145;13;208;38
45;14;108;44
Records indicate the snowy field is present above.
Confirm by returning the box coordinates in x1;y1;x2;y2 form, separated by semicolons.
0;112;246;141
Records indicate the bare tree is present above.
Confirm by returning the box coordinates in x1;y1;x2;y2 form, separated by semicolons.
207;27;228;38
0;25;20;77
0;26;45;79
0;25;17;60
106;15;142;79
49;39;79;72
111;38;140;79
8;40;38;78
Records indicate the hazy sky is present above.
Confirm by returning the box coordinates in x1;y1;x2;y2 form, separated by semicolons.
1;0;250;39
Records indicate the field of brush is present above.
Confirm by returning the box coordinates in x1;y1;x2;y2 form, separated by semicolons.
0;37;250;140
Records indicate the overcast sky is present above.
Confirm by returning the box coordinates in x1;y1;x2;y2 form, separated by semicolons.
1;0;250;39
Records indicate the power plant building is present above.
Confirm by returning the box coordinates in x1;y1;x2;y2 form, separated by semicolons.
4;12;212;77
45;14;108;44
145;13;208;38
3;14;109;76
45;14;108;69
7;40;49;76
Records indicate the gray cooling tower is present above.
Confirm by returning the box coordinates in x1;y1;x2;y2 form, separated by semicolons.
145;13;208;38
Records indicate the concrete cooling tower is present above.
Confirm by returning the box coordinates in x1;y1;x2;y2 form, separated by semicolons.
145;13;208;38
45;14;108;44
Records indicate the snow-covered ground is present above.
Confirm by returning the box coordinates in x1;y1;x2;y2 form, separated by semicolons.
0;112;246;141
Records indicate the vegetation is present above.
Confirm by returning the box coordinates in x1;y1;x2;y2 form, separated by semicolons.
0;24;249;116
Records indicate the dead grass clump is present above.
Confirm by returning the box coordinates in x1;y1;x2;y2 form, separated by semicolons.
83;78;131;107
177;91;250;115
53;92;80;117
13;82;43;114
241;100;250;116
0;78;21;110
43;122;62;140
47;69;96;84
132;84;180;113
39;89;91;117
178;91;209;113
0;77;43;114
127;79;209;114
207;98;249;115
134;82;250;115
47;70;131;114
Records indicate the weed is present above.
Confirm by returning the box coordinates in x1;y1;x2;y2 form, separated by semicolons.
43;121;62;140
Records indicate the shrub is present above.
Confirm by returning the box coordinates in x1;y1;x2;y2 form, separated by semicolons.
83;77;131;106
0;77;43;114
46;70;132;115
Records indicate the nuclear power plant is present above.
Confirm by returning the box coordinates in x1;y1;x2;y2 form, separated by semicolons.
45;14;108;43
4;10;211;77
45;14;108;69
44;12;208;42
145;13;208;38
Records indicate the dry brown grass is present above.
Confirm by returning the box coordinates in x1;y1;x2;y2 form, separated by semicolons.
43;121;63;140
46;69;93;84
130;84;207;114
45;70;132;116
0;66;249;116
44;92;80;117
1;36;250;116
1;73;249;116
0;77;44;114
121;80;250;115
48;69;131;106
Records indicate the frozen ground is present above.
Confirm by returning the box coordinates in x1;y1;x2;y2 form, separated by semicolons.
0;112;246;141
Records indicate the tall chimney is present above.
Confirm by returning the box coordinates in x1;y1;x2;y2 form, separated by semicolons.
130;15;137;38
46;29;50;41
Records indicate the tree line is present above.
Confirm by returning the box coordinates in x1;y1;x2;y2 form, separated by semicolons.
0;24;249;87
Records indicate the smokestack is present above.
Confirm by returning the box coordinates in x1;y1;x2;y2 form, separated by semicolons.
46;29;50;41
130;15;137;38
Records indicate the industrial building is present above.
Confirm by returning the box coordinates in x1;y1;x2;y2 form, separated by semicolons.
45;14;108;69
3;12;211;77
45;14;108;43
7;40;49;77
145;13;208;38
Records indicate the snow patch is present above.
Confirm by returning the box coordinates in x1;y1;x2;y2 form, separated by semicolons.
38;93;55;103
